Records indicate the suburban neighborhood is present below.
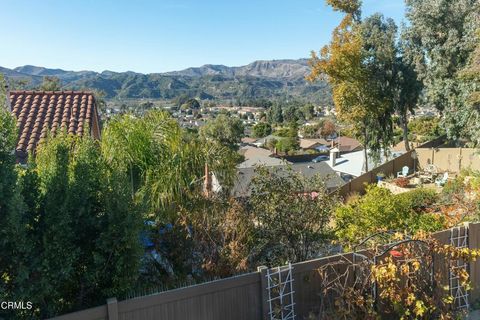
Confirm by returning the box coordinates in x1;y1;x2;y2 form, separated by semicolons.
0;0;479;319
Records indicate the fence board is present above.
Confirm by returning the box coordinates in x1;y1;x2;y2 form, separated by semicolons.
52;223;480;320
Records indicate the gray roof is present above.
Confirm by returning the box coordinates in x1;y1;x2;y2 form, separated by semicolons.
232;161;345;197
238;146;291;168
238;155;289;168
326;149;406;177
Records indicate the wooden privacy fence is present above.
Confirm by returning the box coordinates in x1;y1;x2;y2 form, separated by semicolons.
336;149;415;198
335;136;447;198
52;223;480;320
416;147;480;174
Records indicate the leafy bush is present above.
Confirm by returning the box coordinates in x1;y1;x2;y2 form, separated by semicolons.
275;137;299;154
252;122;272;138
249;166;338;266
274;126;298;138
407;116;445;142
396;187;438;209
318;235;479;319
335;186;444;247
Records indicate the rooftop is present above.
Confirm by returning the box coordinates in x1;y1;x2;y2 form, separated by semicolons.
299;138;329;149
237;146;289;168
233;161;345;197
333;136;362;153
327;149;405;177
9;90;100;162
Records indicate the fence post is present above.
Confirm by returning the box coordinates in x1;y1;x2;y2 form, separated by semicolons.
469;223;480;303
459;147;463;172
258;266;269;320
106;298;118;320
432;148;435;167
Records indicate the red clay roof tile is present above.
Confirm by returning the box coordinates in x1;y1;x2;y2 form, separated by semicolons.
9;90;100;160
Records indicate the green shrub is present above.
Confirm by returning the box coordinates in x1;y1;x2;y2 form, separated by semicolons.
335;186;444;247
396;187;438;209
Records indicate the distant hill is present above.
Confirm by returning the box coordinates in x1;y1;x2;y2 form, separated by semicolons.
165;59;311;79
1;59;331;104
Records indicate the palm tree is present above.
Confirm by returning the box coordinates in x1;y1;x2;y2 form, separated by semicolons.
101;110;237;219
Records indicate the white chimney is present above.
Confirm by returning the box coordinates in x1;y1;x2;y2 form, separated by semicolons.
330;147;339;167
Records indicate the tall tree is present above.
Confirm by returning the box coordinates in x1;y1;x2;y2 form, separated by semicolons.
199;114;244;151
359;14;398;156
392;52;422;151
403;0;480;142
267;103;283;124
457;30;480;146
308;7;390;172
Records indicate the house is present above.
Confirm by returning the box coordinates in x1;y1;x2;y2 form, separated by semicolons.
326;148;404;178
8;90;101;163
299;138;330;152
232;161;345;197
238;146;288;168
333;136;362;153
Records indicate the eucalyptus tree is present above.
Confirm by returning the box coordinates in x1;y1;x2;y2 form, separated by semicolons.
392;51;422;151
358;14;398;156
457;31;480;146
403;0;480;142
309;3;400;171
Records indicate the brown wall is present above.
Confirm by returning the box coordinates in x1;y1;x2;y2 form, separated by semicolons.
52;223;480;320
335;137;449;198
336;150;416;198
416;148;480;173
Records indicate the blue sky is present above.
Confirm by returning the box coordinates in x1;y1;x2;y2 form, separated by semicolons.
0;0;406;73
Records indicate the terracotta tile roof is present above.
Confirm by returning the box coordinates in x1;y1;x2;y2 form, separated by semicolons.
334;136;363;153
299;138;329;149
9;90;100;161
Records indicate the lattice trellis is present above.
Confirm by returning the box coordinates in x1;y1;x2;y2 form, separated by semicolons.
449;225;469;310
266;263;296;320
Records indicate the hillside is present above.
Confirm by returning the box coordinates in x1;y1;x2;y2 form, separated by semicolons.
1;59;331;104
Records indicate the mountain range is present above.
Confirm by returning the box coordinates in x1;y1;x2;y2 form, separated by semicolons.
1;59;331;104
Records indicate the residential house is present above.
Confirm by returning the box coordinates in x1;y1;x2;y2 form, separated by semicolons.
232;161;345;197
333;136;363;153
238;145;288;168
299;138;330;152
8;90;101;163
326;148;405;179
